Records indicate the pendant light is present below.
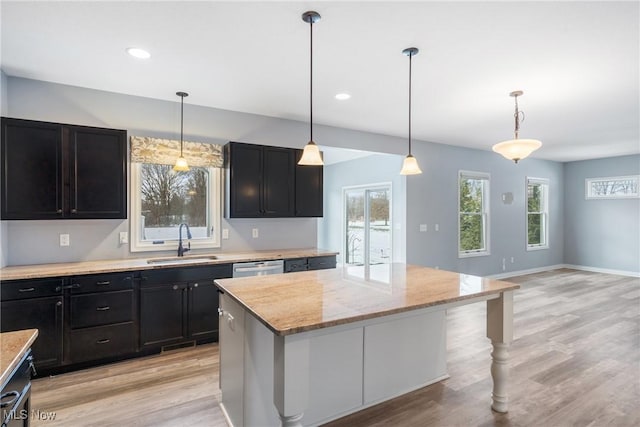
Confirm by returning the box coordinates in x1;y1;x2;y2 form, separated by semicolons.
492;90;542;163
173;91;190;172
298;11;324;166
399;47;422;175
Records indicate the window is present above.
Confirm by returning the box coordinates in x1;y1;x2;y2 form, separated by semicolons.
129;136;223;253
527;177;549;250
585;175;639;199
458;171;490;257
343;184;392;272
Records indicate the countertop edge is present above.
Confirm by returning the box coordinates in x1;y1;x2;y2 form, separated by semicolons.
0;329;38;386
215;278;520;337
0;249;339;281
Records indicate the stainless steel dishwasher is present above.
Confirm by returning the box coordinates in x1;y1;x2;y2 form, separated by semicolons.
232;260;284;278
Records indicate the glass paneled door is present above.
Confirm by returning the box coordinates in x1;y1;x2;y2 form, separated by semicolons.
344;184;392;268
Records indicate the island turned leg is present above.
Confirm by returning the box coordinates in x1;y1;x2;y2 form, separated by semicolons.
273;334;310;427
486;290;514;413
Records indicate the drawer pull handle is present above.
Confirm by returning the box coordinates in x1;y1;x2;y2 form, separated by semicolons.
96;339;111;344
96;281;111;285
0;391;20;408
18;287;35;292
96;306;110;311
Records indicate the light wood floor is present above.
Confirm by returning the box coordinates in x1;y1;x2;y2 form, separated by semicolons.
30;269;639;426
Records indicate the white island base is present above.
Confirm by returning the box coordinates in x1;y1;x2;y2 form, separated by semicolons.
219;295;448;426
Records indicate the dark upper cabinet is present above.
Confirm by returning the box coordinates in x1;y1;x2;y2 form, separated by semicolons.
1;117;127;220
226;142;322;218
295;149;323;217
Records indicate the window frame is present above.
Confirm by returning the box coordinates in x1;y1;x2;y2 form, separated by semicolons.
129;162;222;253
526;177;549;251
458;170;490;258
585;175;639;199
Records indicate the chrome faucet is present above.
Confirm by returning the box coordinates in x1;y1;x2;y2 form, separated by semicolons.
177;223;192;257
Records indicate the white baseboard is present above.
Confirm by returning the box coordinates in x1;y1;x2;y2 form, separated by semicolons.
488;264;565;279
562;264;640;278
489;263;640;279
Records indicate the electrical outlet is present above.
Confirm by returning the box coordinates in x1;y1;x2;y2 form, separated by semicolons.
434;224;439;232
502;258;506;271
419;224;427;232
119;231;128;244
59;234;70;247
222;229;229;239
510;257;514;263
252;228;259;238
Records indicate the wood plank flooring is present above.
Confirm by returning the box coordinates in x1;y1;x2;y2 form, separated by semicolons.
30;269;639;426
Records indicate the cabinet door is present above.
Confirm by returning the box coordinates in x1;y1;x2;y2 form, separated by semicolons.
0;296;63;369
1;117;63;219
188;281;219;341
68;126;127;219
140;284;188;348
228;143;262;217
295;149;323;217
263;146;294;217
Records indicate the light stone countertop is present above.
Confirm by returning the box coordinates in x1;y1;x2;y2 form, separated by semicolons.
0;248;338;281
215;263;520;336
0;329;38;386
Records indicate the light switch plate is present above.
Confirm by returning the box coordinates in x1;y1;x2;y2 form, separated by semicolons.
419;224;427;232
222;229;229;239
59;234;70;247
119;231;128;244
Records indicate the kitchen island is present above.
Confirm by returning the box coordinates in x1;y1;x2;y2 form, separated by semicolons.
215;264;519;427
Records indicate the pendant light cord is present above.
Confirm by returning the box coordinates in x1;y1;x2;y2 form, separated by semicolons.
309;18;314;143
513;94;523;140
408;51;413;156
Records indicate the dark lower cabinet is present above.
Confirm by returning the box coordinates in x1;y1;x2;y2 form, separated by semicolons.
140;283;188;348
140;264;232;350
0;279;64;370
284;255;337;273
1;350;34;427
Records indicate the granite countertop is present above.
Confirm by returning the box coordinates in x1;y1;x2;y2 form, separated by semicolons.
0;329;38;386
0;248;338;281
215;263;520;336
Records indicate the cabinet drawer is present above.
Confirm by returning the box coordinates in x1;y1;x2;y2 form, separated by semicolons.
69;322;135;363
70;290;133;328
308;255;336;271
284;258;308;273
0;278;63;301
70;272;133;294
141;264;232;286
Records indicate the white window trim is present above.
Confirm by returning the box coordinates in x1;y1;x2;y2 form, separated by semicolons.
458;170;490;258
342;182;393;267
526;177;549;251
130;163;222;253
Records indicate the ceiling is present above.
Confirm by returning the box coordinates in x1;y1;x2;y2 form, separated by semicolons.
1;1;638;163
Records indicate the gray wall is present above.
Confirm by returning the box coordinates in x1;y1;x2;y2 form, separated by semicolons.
1;71;8;267
318;153;407;264
3;76;569;276
564;155;640;273
405;140;565;276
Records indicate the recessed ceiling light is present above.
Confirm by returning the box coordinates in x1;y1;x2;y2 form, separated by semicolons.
335;93;351;100
126;47;151;59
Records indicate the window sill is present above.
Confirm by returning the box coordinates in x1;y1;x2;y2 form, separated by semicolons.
526;245;549;252
458;250;490;259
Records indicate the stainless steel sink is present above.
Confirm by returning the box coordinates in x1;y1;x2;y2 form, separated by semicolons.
146;255;218;265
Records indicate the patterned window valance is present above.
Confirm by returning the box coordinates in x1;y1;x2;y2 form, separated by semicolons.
130;136;223;168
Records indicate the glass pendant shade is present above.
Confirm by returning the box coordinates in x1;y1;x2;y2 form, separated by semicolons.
400;154;422;175
299;141;323;165
492;138;542;163
173;156;190;171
